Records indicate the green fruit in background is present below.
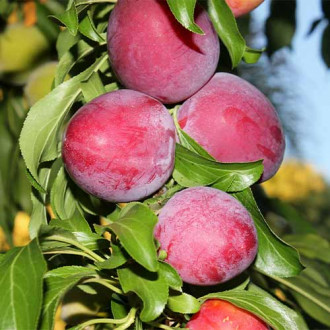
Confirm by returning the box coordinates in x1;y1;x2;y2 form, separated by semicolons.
24;61;58;106
0;23;49;75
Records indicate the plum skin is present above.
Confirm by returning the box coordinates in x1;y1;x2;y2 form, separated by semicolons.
62;90;176;203
187;299;269;330
226;0;264;17
107;0;220;104
154;187;258;285
178;73;285;182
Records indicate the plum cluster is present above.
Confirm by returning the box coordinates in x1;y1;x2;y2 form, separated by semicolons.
62;0;279;327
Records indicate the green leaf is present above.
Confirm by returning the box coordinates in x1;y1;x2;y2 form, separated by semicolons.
207;0;245;67
36;2;60;42
158;261;182;292
111;293;129;319
118;264;169;322
0;239;47;330
5;92;26;138
55;39;93;86
76;283;98;295
293;291;330;326
19;55;108;188
50;167;79;220
29;164;53;239
201;284;308;330
96;243;129;269
25;168;46;194
40;266;97;330
14;159;32;213
39;222;108;254
79;9;105;42
49;221;109;251
244;47;265;64
38;225;77;251
176;128;214;160
284;234;330;264
174;144;263;192
50;0;79;36
167;292;200;314
49;213;91;233
166;0;204;34
56;28;80;59
269;198;317;235
233;189;303;277
272;267;330;326
80;72;106;102
109;203;158;272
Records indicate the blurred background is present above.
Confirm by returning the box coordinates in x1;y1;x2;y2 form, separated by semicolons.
0;0;329;328
236;0;330;240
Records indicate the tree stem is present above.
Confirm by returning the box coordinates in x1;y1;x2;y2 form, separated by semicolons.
45;235;105;262
84;277;124;295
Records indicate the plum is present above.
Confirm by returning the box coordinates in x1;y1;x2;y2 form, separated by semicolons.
154;187;258;285
187;299;269;329
226;0;264;17
0;23;49;74
24;62;60;106
177;73;285;182
62;90;176;202
107;0;220;104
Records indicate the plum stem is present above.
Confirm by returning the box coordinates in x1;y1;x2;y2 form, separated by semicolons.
146;322;176;330
43;235;105;262
83;277;124;295
73;307;137;330
43;249;96;262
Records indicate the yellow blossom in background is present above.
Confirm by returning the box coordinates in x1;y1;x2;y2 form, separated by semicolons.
100;217;111;241
12;211;30;246
262;159;326;202
54;306;66;330
1;212;31;251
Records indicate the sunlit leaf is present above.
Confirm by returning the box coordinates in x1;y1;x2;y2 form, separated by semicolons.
166;0;204;34
234;189;303;277
0;239;47;330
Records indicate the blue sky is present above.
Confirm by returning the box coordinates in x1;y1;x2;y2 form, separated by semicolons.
250;0;330;178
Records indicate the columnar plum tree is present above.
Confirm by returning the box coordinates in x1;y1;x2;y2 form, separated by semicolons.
154;187;258;285
2;0;316;329
178;73;285;181
62;89;176;202
107;0;220;103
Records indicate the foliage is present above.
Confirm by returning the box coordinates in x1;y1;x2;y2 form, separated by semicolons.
0;0;329;329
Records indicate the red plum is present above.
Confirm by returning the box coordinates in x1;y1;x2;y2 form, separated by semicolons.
178;73;285;182
187;299;269;329
107;0;220;104
226;0;264;17
62;90;176;202
154;187;258;285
